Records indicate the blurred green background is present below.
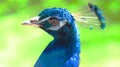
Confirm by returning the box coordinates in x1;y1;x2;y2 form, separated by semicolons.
0;0;120;67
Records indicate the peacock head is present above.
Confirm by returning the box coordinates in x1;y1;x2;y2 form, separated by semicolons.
22;8;76;38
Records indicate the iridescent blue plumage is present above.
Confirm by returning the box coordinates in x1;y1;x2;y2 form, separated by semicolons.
22;3;106;67
88;3;106;29
34;8;80;67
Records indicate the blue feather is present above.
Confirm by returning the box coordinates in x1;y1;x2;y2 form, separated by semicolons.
34;8;80;67
22;3;106;67
88;3;106;29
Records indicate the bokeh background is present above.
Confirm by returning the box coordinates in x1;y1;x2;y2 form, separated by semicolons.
0;0;120;67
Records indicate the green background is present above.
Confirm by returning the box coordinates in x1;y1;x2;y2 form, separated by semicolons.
0;0;120;67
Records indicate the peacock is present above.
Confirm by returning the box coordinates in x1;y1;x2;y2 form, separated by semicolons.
22;3;105;67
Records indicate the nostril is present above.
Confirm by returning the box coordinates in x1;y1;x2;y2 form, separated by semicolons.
30;20;38;23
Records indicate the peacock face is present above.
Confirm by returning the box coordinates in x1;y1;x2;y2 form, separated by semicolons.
22;8;75;37
38;16;67;31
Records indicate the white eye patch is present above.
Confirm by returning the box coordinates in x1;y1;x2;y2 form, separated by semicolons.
48;20;67;31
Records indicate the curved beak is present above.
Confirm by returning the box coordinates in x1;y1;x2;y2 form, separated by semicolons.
22;16;40;27
22;16;51;28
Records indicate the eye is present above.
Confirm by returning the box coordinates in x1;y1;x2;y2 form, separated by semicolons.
48;17;59;26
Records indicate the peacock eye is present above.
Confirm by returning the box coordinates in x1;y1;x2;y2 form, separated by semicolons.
48;17;59;26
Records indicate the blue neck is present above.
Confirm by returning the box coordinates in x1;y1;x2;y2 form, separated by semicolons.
55;23;79;42
53;23;80;54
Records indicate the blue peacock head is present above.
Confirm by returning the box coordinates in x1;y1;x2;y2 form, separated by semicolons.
22;8;77;39
22;4;106;38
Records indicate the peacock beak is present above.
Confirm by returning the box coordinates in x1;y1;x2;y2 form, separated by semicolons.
22;16;41;27
22;16;51;28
